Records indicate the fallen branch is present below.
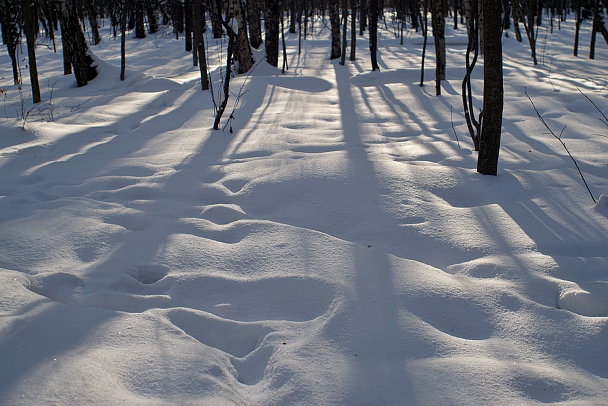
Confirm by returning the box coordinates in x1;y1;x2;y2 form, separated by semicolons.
525;87;596;203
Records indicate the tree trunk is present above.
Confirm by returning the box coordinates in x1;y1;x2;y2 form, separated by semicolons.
231;0;254;73
369;0;379;70
22;0;42;103
359;0;367;35
265;0;280;66
340;0;348;65
121;0;128;80
210;0;223;38
59;0;98;87
330;1;341;59
0;0;21;85
193;0;209;89
590;0;599;59
135;0;146;38
350;0;357;60
248;0;263;48
420;0;428;86
87;2;102;45
477;0;503;176
574;0;581;56
432;0;446;95
289;0;297;33
185;0;193;51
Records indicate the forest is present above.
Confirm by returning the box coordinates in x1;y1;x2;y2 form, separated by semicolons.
1;1;608;405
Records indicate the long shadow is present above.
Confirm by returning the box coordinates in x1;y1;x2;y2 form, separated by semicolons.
0;300;115;402
0;77;238;397
332;61;417;403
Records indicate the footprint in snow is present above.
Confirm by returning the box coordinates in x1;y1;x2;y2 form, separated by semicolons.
23;266;335;385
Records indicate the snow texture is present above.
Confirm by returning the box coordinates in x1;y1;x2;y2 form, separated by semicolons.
0;15;607;406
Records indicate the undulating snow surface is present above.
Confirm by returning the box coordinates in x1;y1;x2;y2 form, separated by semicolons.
1;16;607;405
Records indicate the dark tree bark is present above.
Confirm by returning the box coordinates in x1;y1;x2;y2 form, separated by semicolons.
185;0;192;51
477;0;503;176
21;0;42;103
231;0;254;73
192;0;209;89
289;0;297;33
146;0;159;34
121;0;128;80
0;0;21;84
574;0;581;56
432;0;446;95
340;0;348;65
59;0;98;87
350;0;356;60
330;0;341;59
359;0;367;35
369;0;379;70
515;0;538;64
462;0;481;150
590;0;599;59
420;0;428;86
265;0;280;66
134;0;146;38
87;1;102;45
210;0;223;38
247;0;263;48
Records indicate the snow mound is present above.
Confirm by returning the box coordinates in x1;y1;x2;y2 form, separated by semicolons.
558;288;608;317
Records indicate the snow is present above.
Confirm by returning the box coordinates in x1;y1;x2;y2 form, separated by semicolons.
1;16;607;405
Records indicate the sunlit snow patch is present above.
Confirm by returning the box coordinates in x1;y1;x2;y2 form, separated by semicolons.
558;288;608;317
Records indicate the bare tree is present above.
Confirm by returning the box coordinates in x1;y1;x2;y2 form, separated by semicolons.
21;0;41;103
330;0;341;59
266;0;280;66
247;0;263;49
230;0;254;73
477;0;503;175
59;0;98;87
0;0;21;85
432;0;446;95
369;0;380;70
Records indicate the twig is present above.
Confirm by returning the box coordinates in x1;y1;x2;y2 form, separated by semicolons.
450;105;461;149
577;87;608;125
525;87;596;203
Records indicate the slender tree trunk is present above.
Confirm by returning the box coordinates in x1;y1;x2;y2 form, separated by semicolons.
369;0;379;70
193;0;209;89
432;0;446;95
590;0;599;59
59;0;98;87
420;0;428;86
21;0;42;103
574;0;581;56
515;0;537;64
231;0;254;73
477;0;503;175
248;0;263;48
211;0;223;38
121;0;128;80
289;0;297;33
0;0;21;84
87;3;102;45
463;0;480;149
266;0;280;66
359;0;367;35
350;0;357;60
340;0;348;65
185;0;193;51
281;5;288;73
330;0;341;59
134;0;146;38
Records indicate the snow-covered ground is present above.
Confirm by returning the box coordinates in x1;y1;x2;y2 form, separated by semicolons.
1;14;607;405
